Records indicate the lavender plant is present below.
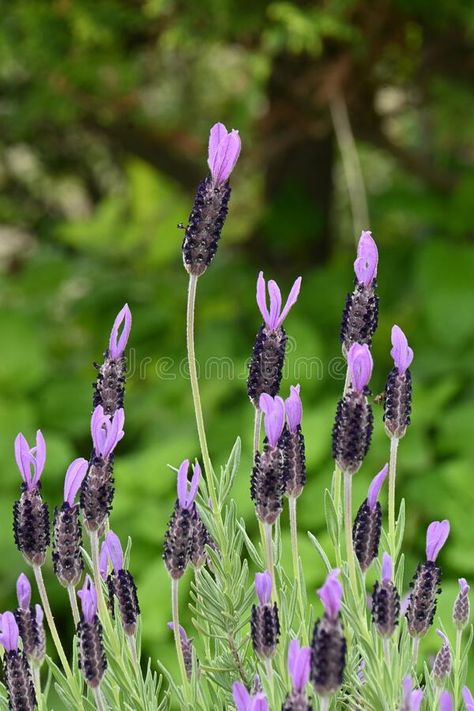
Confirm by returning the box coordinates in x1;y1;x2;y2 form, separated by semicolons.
0;121;473;711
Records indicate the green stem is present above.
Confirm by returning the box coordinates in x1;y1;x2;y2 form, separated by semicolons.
171;578;191;705
32;665;44;711
67;585;80;627
320;698;330;711
90;531;114;638
253;408;262;458
388;437;400;561
411;637;420;669
33;566;84;709
343;472;357;594
93;686;107;711
454;627;463;708
332;368;350;545
264;522;279;607
264;657;275;709
289;495;307;642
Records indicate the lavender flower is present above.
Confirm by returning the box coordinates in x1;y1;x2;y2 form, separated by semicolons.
250;572;280;659
163;460;201;578
101;531;140;635
94;304;131;416
352;464;387;572
247;272;301;406
0;611;36;711
384;325;413;439
251;395;286;524
282;385;307;498
372;553;400;638
462;687;474;710
77;576;107;688
232;682;269;711
167;622;195;679
13;574;45;664
400;677;423;711
53;458;88;587
432;629;451;684
453;578;470;629
340;230;379;354
283;639;312;711
13;430;50;566
406;520;450;637
311;570;346;697
332;343;374;475
182;122;240;276
439;691;453;711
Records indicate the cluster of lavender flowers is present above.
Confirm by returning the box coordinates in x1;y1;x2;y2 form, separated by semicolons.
1;121;473;711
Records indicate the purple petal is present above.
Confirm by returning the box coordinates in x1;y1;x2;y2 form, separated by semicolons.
232;682;251;711
108;304;132;360
402;676;414;701
77;575;97;624
275;276;302;329
250;696;269;711
354;230;378;286
367;464;388;508
459;578;470;594
187;461;201;507
91;406;125;459
255;571;272;605
411;690;423;711
347;343;373;392
285;385;302;433
14;432;46;490
208;123;227;167
16;573;31;610
426;520;450;562
439;691;453;711
436;629;449;646
287;639;310;692
64;458;89;506
0;611;19;652
14;432;32;487
34;604;43;625
390;325;414;374
318;569;342;619
267;280;282;331
462;687;474;711
381;552;393;582
103;531;124;572
208;126;241;184
176;459;190;509
256;272;271;329
262;395;285;447
33;430;46;485
259;393;274;415
167;621;189;643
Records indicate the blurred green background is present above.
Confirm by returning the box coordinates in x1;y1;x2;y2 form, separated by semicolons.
1;0;473;691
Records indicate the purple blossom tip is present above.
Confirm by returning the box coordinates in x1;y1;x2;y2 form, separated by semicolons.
64;457;89;506
177;459;201;510
462;687;474;711
381;552;393;582
439;691;453;711
347;343;373;392
285;385;302;433
459;578;470;594
367;463;388;508
91;405;125;459
354;230;378;287
232;682;251;711
100;531;124;575
255;571;272;605
426;520;450;562
77;575;97;624
256;272;302;332
402;677;423;711
287;639;311;692
436;629;449;646
14;430;46;490
167;621;189;642
251;696;269;711
390;325;413;374
35;604;43;625
0;611;19;652
318;569;342;620
16;573;31;610
108;304;132;360
207;122;241;184
259;394;285;448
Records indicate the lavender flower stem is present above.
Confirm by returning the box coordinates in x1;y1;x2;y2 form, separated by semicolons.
33;566;84;709
67;585;80;627
264;523;279;607
320;698;330;711
454;627;463;708
388;436;400;561
186;274;219;512
253;408;262;458
32;665;44;711
90;531;114;638
289;495;307;643
171;579;191;704
383;638;390;667
93;686;107;711
332;368;350;521
344;472;357;593
411;636;420;668
264;657;275;708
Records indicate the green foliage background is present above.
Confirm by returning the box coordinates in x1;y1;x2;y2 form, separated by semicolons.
0;0;473;697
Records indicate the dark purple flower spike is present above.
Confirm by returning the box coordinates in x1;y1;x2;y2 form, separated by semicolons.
13;431;50;567
372;552;400;638
311;569;346;698
53;458;88;588
77;576;106;689
340;230;379;353
384;325;413;439
101;531;140;636
94;305;131;416
353;464;387;572
251;571;280;659
14;574;45;664
453;578;470;629
432;629;452;683
0;611;36;710
251;395;286;524
108;304;132;360
167;622;195;679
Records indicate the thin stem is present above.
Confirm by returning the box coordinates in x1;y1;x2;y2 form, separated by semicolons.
388;437;400;561
93;686;107;711
411;637;420;668
319;698;330;711
253;408;262;459
67;585;80;627
332;368;350;521
171;578;191;705
33;566;83;709
289;496;307;642
343;473;357;593
127;633;138;665
186;274;218;512
382;638;390;667
264;522;279;607
454;627;463;708
32;665;44;711
264;657;275;707
90;531;113;637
